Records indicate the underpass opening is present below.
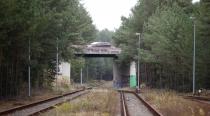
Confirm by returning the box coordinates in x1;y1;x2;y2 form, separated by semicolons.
73;42;123;88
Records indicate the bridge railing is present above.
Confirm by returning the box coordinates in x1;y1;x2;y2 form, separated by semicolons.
83;47;121;54
72;44;121;57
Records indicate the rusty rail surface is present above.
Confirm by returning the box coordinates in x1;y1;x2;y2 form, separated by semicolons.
0;88;91;116
119;90;163;116
120;91;129;116
182;95;210;105
183;95;210;101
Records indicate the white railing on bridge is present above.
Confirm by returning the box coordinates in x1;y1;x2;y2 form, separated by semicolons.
73;44;121;55
83;47;121;55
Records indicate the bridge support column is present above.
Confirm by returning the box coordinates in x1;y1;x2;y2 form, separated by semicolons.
113;60;121;88
113;60;130;88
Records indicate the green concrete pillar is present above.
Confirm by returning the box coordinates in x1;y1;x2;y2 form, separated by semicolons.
130;61;137;88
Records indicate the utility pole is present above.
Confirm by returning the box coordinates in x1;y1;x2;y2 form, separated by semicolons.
190;16;196;95
193;19;196;95
86;64;88;82
56;37;59;90
69;62;71;85
80;68;83;85
28;38;31;97
135;33;141;90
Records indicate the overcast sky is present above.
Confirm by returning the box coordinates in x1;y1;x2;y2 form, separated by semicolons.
81;0;200;31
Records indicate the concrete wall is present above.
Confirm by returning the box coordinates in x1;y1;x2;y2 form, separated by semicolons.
58;62;70;84
60;62;70;77
113;61;121;88
57;60;129;88
113;60;130;88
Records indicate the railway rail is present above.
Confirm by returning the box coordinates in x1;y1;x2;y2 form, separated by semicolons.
0;88;91;116
182;95;210;105
120;91;129;116
119;90;162;116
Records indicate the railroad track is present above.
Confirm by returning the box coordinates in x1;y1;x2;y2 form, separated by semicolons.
182;95;210;105
0;88;91;116
119;90;162;116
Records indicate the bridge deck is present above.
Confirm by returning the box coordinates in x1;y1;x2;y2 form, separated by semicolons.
74;45;121;58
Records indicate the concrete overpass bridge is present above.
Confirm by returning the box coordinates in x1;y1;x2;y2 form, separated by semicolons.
73;42;125;88
74;42;121;58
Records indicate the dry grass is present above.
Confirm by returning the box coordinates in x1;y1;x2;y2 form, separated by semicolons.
0;79;79;112
0;89;57;112
87;80;113;89
41;89;119;116
142;89;210;116
52;76;77;93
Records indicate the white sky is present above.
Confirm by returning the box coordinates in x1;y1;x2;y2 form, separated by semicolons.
192;0;200;3
81;0;200;31
80;0;137;31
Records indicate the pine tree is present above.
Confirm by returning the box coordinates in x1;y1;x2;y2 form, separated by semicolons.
198;0;210;88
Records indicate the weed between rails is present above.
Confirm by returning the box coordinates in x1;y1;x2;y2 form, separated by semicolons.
41;90;118;116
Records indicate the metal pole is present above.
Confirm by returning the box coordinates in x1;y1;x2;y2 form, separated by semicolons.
86;64;88;82
138;34;140;90
69;62;71;85
80;68;83;85
56;38;59;89
28;38;31;97
193;22;196;95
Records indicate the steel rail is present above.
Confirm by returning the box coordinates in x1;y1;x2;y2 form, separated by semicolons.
183;95;210;101
182;95;210;105
120;91;129;116
0;88;91;116
119;90;163;116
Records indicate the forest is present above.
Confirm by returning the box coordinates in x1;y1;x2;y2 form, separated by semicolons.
0;0;96;98
114;0;210;92
0;0;209;98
